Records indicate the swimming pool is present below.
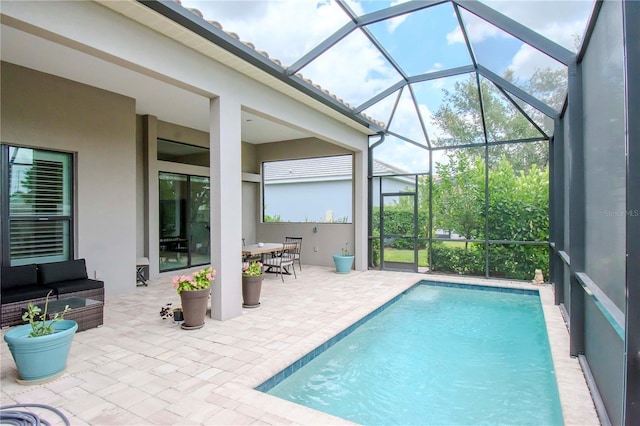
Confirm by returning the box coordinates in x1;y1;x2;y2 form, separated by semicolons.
259;282;563;425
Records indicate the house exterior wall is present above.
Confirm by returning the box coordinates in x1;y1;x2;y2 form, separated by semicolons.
255;138;358;268
1;62;137;298
258;222;353;268
2;0;370;316
265;180;353;223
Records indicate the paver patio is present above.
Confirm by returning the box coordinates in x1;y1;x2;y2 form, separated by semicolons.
1;266;598;425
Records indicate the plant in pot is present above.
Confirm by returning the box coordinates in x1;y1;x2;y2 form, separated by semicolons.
333;242;355;274
3;292;78;384
242;261;263;308
172;267;215;330
159;303;183;323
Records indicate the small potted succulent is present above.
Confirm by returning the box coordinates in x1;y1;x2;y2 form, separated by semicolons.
242;261;263;308
3;292;78;383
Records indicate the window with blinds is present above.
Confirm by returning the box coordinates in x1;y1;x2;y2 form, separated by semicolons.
4;146;73;266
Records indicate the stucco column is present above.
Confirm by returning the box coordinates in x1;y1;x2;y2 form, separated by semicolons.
354;149;368;271
210;96;242;320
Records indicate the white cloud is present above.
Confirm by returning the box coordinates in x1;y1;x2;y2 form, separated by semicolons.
508;44;564;81
387;0;411;33
373;136;429;174
482;0;591;51
447;0;591;51
299;29;401;107
444;1;590;84
446;16;503;45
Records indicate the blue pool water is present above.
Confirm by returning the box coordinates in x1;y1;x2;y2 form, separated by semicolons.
263;283;563;425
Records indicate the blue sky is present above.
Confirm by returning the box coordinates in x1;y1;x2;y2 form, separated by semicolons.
180;0;593;172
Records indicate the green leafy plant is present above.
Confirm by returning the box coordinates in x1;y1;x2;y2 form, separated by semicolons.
22;291;70;337
171;267;215;294
341;242;352;256
242;261;263;277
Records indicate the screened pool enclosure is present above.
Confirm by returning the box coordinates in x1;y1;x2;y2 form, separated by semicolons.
3;0;636;423
147;0;638;423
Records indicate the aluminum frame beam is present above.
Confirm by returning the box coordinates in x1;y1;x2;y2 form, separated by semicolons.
551;120;564;305
623;0;640;423
407;65;476;85
477;66;558;119
567;58;586;358
454;0;574;66
453;3;477;67
355;81;406;114
357;0;448;26
497;85;548;138
357;65;475;115
287;23;356;75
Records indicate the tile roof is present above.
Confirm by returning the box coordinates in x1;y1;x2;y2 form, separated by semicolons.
172;0;386;129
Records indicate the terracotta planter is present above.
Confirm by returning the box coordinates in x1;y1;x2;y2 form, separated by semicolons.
179;288;209;329
242;274;263;308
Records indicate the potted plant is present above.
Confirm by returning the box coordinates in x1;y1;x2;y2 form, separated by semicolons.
159;303;183;323
172;267;215;330
172;307;184;322
333;242;355;274
242;261;263;308
3;292;78;384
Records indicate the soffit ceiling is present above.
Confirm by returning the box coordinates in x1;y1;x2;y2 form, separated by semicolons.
0;5;319;145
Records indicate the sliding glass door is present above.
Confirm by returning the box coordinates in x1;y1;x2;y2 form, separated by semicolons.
159;172;210;272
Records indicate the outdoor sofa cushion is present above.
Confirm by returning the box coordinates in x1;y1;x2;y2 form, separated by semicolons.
38;259;88;285
37;259;103;296
1;285;52;304
1;264;38;290
48;278;104;295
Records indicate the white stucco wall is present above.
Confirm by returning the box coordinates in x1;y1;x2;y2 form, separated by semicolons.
1;62;137;298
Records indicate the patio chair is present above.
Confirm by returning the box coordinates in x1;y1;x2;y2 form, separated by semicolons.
262;242;297;282
285;236;303;271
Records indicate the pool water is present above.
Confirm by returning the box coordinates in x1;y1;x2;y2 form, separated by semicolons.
265;283;563;425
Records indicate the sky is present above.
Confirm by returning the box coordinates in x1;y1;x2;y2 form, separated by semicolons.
180;0;594;172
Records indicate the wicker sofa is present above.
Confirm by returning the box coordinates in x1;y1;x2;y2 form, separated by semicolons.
1;259;104;328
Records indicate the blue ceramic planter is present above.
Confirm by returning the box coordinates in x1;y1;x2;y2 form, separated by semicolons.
333;254;355;273
4;319;78;383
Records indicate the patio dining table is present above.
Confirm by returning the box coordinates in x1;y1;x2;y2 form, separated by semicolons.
242;243;292;275
242;243;283;257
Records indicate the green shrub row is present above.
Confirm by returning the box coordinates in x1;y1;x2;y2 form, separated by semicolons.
429;243;548;281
